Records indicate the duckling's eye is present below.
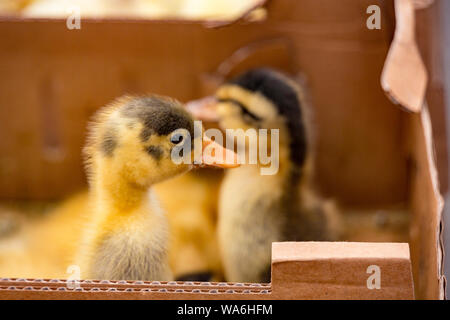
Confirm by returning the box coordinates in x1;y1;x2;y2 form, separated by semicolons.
170;132;184;144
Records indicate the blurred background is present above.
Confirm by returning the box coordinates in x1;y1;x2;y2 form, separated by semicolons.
0;0;447;299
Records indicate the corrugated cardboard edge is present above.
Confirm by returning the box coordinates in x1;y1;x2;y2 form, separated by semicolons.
420;106;446;299
0;278;272;299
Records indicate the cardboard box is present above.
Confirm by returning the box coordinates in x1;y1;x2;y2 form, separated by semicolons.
0;0;445;299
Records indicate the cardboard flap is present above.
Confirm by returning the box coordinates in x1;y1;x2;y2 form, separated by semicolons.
420;107;445;300
381;0;428;112
409;106;446;299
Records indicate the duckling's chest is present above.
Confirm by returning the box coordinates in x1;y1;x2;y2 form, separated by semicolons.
219;166;286;220
88;193;171;281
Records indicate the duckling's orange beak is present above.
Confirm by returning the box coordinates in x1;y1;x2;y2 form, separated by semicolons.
187;97;238;168
200;136;239;169
185;96;220;122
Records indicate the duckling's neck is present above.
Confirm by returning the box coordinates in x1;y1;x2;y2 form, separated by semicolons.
92;167;151;215
82;167;171;281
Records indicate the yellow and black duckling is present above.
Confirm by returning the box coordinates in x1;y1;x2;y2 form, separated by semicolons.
75;95;237;281
189;68;342;283
0;95;232;281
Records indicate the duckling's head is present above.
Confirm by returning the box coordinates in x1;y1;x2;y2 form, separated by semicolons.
187;68;308;168
85;95;227;190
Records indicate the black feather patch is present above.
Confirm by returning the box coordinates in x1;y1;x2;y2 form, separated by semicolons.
121;97;194;141
145;145;163;161
230;69;307;167
101;129;117;157
140;126;153;142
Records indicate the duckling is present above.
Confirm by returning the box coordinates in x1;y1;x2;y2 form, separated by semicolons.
75;95;237;281
188;68;342;283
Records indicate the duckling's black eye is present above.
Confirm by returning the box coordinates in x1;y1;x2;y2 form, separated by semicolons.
170;133;184;144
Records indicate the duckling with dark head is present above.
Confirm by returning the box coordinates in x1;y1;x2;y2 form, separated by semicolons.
78;95;237;281
188;68;342;283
